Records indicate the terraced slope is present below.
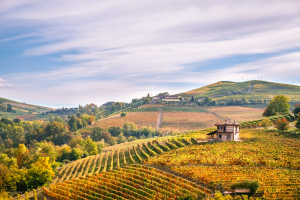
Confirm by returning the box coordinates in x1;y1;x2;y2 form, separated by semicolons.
146;129;300;199
44;164;211;200
50;137;200;185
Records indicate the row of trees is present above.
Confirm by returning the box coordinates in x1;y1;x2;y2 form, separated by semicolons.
189;96;267;106
0;104;14;113
91;122;161;146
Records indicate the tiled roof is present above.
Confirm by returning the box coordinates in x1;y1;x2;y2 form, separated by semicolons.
215;119;240;126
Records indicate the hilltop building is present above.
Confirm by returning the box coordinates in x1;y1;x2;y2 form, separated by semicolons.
207;119;240;142
153;95;182;102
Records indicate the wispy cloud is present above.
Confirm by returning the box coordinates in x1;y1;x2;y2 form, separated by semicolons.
0;78;13;88
1;0;300;107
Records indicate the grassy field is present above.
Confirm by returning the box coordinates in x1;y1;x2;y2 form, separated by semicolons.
0;97;53;120
179;80;300;101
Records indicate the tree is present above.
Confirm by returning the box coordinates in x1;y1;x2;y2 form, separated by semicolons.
0;164;9;190
117;133;127;144
13;118;21;124
265;95;290;116
262;106;276;117
295;112;300;129
123;122;137;137
120;112;126;117
107;126;122;137
292;106;300;116
69;148;83;161
14;144;29;168
88;116;95;125
0;104;7;112
241;97;250;105
83;137;98;155
190;96;195;102
275;118;289;131
6;104;13;113
68;116;77;132
7;126;24;144
45;121;65;137
26;157;54;190
91;127;105;141
259;118;273;130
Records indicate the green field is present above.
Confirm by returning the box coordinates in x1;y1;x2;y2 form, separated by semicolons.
0;97;53;120
179;80;300;101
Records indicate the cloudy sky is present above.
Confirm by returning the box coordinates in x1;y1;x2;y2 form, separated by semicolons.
1;0;300;108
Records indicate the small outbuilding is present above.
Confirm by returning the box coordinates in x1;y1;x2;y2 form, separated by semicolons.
207;119;240;142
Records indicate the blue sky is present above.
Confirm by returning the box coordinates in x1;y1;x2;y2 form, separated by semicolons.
1;0;300;108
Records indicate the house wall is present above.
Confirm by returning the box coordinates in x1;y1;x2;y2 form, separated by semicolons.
162;98;181;102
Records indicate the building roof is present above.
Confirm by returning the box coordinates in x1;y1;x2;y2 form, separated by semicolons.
234;189;250;193
206;130;217;135
215;119;240;126
294;103;300;107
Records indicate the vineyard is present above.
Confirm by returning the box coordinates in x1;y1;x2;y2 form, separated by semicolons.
44;165;211;200
172;165;300;199
43;136;215;199
79;112;159;134
50;137;198;185
206;106;265;123
161;112;222;131
146;129;300;199
126;107;160;112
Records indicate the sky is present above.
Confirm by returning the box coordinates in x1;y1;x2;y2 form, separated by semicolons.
1;0;300;108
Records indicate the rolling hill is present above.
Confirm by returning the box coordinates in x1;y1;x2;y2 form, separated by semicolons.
178;80;300;103
0;97;54;120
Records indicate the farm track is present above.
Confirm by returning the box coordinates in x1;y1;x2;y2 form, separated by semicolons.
156;108;164;130
247;84;253;93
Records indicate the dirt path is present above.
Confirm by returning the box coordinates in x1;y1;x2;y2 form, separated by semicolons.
156;108;164;130
247;84;253;93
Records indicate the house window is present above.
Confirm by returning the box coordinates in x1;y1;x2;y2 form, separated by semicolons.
228;134;231;139
223;126;226;132
219;135;221;138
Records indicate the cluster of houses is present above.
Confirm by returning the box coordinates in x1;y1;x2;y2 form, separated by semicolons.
152;95;182;102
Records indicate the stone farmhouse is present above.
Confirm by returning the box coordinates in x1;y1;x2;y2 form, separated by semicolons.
207;119;240;142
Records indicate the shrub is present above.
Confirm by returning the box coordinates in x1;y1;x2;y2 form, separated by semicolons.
295;112;300;129
172;140;185;147
259;118;273;130
181;138;191;145
191;138;197;144
275;118;289;131
120;112;126;117
157;143;170;151
166;141;177;149
230;180;260;195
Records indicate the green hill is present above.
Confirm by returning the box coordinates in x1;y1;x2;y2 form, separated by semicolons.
0;97;53;120
178;80;300;102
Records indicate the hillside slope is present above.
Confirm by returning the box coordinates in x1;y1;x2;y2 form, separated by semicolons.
178;80;300;101
0;97;53;120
